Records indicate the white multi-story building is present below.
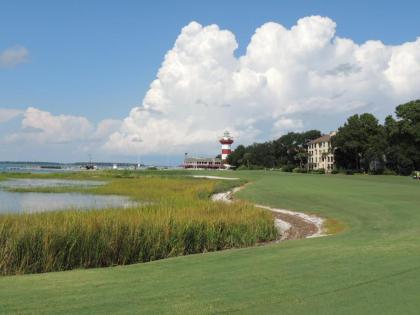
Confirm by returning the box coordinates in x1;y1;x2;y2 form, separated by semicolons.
308;132;336;172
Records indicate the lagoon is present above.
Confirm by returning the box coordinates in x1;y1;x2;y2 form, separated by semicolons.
0;191;137;213
0;178;106;189
0;178;136;213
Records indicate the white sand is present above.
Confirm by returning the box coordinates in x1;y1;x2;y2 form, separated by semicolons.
192;175;240;180
256;205;325;238
211;185;325;239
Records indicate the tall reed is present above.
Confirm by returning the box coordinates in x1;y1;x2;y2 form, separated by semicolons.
0;176;278;275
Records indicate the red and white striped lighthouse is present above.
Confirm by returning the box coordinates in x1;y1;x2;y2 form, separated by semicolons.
219;130;234;161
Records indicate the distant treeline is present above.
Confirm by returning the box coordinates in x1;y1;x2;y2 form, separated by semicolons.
227;130;321;171
0;161;62;165
228;100;420;175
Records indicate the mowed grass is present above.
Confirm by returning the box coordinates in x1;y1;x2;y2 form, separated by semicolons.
0;174;277;275
1;171;420;314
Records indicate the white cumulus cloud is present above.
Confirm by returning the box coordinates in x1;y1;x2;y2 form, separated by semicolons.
0;108;23;123
104;16;420;155
8;107;94;144
92;119;122;141
272;117;304;138
0;46;29;68
4;107;120;145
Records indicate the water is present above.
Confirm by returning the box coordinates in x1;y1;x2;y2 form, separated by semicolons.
0;162;74;173
0;191;137;213
0;178;137;214
0;179;106;189
0;162;142;173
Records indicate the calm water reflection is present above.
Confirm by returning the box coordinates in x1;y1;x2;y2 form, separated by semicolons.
0;178;106;189
0;191;137;213
0;179;137;213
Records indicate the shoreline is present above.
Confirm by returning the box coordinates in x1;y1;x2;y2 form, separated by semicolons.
210;180;326;241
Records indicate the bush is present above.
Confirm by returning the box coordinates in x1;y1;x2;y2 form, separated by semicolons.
281;164;295;172
292;167;307;173
331;168;339;174
236;165;264;171
310;169;325;174
383;169;397;176
368;168;385;175
249;165;264;170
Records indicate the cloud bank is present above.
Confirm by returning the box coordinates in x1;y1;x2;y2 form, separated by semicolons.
0;46;29;68
3;107;121;145
105;16;420;156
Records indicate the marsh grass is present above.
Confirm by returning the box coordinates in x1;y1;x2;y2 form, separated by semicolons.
0;174;277;275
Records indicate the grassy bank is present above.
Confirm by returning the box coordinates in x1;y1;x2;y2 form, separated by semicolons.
0;174;277;275
1;171;420;314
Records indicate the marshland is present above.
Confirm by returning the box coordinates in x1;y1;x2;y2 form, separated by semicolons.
0;171;278;275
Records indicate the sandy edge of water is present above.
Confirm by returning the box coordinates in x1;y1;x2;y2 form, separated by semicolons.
203;176;326;241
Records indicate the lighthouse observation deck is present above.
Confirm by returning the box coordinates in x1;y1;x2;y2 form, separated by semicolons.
219;131;234;144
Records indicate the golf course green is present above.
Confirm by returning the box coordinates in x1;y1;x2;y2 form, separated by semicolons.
1;171;420;314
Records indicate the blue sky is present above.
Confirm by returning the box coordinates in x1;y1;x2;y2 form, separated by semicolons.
1;0;420;163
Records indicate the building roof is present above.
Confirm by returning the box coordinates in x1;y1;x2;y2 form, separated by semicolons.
185;157;221;163
308;132;336;144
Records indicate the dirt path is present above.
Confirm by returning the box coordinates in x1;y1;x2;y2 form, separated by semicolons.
256;205;324;240
192;175;240;180
211;185;325;241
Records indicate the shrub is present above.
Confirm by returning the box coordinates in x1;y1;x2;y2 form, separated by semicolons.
331;168;339;174
292;167;307;173
236;165;264;170
310;169;325;174
368;168;385;175
250;165;264;170
281;164;295;172
383;169;397;176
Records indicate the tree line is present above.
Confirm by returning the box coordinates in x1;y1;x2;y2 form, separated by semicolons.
227;130;321;171
227;100;420;175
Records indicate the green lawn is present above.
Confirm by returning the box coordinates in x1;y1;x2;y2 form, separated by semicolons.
1;171;420;314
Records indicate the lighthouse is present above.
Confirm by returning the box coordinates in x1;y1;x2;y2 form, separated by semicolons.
219;130;234;161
